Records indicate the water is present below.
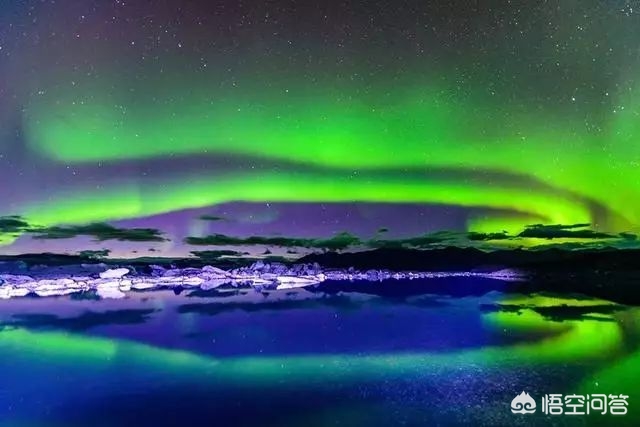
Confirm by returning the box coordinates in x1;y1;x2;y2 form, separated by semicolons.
0;278;638;426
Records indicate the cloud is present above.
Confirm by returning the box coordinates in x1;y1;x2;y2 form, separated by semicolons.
185;231;361;251
527;223;592;230
314;232;361;251
183;222;640;254
467;231;511;241
186;230;465;251
190;250;245;259
30;223;167;242
185;229;479;251
0;215;31;233
198;215;226;221
518;223;614;239
2;217;167;246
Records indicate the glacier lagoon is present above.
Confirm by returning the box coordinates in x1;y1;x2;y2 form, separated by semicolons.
0;276;639;426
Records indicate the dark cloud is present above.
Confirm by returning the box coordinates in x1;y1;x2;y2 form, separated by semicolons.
185;230;471;251
0;215;30;233
181;224;640;254
186;230;468;251
314;232;361;251
30;223;167;242
528;223;591;230
526;242;613;251
199;215;226;221
185;232;361;251
190;250;244;259
518;224;613;239
467;231;511;241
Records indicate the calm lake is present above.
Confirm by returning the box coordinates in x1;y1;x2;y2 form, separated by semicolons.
0;277;638;426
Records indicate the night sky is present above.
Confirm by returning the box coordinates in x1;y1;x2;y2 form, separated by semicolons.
1;0;640;257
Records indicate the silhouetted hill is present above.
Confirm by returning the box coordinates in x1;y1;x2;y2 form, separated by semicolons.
296;247;639;272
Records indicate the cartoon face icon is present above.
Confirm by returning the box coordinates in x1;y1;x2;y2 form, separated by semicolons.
511;391;537;414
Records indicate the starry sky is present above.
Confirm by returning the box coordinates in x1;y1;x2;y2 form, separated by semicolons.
1;0;640;258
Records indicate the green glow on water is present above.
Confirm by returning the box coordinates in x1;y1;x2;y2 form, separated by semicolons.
0;303;627;384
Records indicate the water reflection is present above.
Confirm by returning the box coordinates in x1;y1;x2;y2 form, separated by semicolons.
0;279;638;426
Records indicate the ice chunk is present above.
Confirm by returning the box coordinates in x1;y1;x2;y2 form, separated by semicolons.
96;280;126;299
0;286;31;299
131;281;156;290
35;288;80;297
200;265;229;278
182;277;204;286
0;286;13;299
200;279;231;290
119;279;132;291
275;276;321;289
96;287;126;299
99;268;130;279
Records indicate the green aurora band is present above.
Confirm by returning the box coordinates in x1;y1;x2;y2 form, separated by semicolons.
10;70;640;237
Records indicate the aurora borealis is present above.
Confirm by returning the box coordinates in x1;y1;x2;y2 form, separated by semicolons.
2;0;640;256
